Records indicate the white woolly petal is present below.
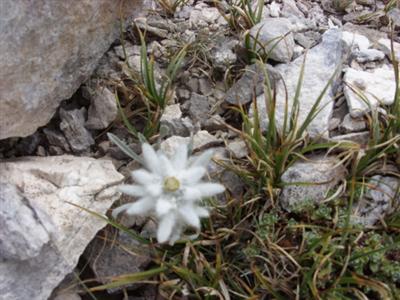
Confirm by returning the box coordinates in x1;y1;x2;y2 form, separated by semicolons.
155;198;174;216
159;154;175;177
182;186;203;201
172;143;188;170
157;213;176;243
189;149;214;167
111;203;132;219
168;225;183;245
194;183;225;198
179;167;206;185
179;205;201;229
142;143;161;173
131;169;158;185
145;183;162;197
118;185;146;197
125;198;153;215
195;206;210;218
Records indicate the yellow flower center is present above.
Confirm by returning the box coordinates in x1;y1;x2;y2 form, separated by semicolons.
163;176;180;192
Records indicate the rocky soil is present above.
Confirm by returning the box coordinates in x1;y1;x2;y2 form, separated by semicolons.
0;0;399;299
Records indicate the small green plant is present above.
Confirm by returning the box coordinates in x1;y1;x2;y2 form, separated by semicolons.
156;0;188;16
116;28;188;139
224;57;340;199
138;29;187;111
215;0;264;31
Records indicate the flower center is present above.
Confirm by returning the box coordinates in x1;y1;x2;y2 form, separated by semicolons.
163;176;180;192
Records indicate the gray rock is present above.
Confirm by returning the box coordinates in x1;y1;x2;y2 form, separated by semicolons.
355;48;385;63
49;146;64;156
251;29;343;139
342;31;370;52
59;108;95;153
279;156;346;211
203;115;226;131
227;139;248;159
135;19;169;38
177;88;191;100
188;93;211;125
353;176;399;226
198;78;213;97
281;0;315;31
0;155;124;300
189;4;227;28
0;183;52;261
43;128;71;152
387;7;400;26
377;38;400;62
225;64;279;105
329;117;341;131
294;31;321;48
160;104;193;136
186;78;199;93
0;1;146;139
84;230;151;293
248;18;295;63
84;85;118;130
339;114;367;133
114;43;141;59
343;66;396;117
210;37;238;71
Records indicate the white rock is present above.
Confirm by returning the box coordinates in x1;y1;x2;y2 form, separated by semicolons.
342;31;370;51
343;66;396;117
339;114;367;133
160;104;193;136
355;48;385;63
279;156;346;211
248;18;295;63
0;183;53;261
160;131;221;157
251;29;343;139
160;103;182;122
293;45;305;58
0;156;124;300
377;38;400;62
269;2;281;17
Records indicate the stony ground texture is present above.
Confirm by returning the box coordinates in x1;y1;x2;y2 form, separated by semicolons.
0;0;399;299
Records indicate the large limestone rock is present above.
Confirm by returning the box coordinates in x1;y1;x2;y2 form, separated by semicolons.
0;0;145;139
251;29;343;139
0;156;124;300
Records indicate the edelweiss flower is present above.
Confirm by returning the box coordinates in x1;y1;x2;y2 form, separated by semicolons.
112;142;225;245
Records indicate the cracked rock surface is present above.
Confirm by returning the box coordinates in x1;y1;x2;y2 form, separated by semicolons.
0;156;124;300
